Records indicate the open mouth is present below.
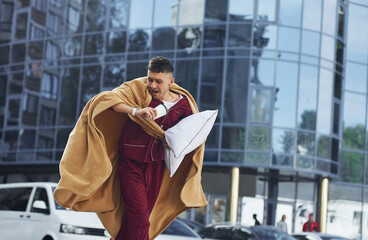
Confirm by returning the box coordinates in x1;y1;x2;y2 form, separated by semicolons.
151;89;159;95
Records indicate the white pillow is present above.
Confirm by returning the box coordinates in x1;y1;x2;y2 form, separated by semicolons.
164;110;218;177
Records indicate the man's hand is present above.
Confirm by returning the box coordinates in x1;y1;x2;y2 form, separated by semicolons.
136;107;157;121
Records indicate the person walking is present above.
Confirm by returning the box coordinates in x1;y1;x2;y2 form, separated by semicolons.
277;215;288;233
302;213;320;232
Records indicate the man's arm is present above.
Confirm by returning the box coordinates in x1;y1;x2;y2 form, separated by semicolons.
111;103;157;120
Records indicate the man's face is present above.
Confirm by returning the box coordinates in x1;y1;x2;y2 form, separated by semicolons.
147;70;174;100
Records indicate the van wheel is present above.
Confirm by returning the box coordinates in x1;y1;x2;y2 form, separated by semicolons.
42;236;53;240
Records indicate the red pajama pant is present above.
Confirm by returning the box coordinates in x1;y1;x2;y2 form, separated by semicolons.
115;157;165;240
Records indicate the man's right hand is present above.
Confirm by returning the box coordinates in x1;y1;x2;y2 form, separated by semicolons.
136;107;157;121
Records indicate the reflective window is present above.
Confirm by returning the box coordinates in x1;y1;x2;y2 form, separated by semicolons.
40;103;56;126
345;62;367;94
178;0;204;25
279;0;302;27
32;0;46;12
26;64;42;92
246;153;269;165
346;4;368;64
229;0;254;21
126;62;147;80
103;64;125;88
0;46;9;65
3;130;18;150
341;151;364;183
200;59;223;111
316;135;330;159
12;44;26;63
203;25;226;48
301;30;320;57
58;68;79;126
320;35;335;61
177;27;202;56
37;129;55;149
297;131;315;156
175;59;199;99
45;41;60;66
272;128;295;154
46;13;62;36
7;99;20;126
152;27;176;51
342;92;366;151
250;88;272;124
254;24;277;51
41;73;58;100
84;33;103;55
204;151;218;162
224;58;249;123
296;156;313;170
64;37;82;57
302;0;322;31
153;0;178;27
228;24;252;47
247;126;271;151
257;0;276;22
272;154;293;167
109;0;128;29
19;130;36;149
337;5;345;38
251;59;274;86
206;126;219;149
30;24;45;40
129;0;153;29
80;66;101;111
128;29;151;52
277;27;300;53
322;0;337;36
274;62;298;128
56;128;72;149
22;94;39;126
67;5;84;33
316;69;333;135
221;152;244;163
86;0;106;32
222;126;245;149
298;65;318;130
15;13;27;39
205;0;228;22
0;2;13;32
106;31;126;53
0;187;32;211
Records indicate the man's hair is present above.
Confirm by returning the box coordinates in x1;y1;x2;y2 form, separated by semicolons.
148;56;174;74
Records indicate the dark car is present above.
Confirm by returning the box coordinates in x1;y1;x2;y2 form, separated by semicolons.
198;223;297;240
292;232;350;240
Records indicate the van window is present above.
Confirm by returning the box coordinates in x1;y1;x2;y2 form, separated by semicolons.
31;187;49;213
0;187;33;211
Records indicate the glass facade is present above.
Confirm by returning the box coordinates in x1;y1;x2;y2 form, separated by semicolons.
1;0;368;238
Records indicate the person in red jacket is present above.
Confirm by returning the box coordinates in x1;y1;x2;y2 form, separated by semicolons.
302;213;320;232
111;56;193;240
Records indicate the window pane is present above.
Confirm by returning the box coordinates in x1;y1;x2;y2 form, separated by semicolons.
175;59;199;99
346;4;368;64
205;0;228;22
177;27;202;57
279;0;302;27
4;130;18;150
58;68;79;125
15;13;27;39
106;31;126;53
200;59;223;110
129;0;153;28
229;0;254;21
301;30;320;56
247;126;271;151
296;156;313;170
297;131;315;156
0;46;9;65
322;0;337;36
67;4;84;34
320;35;335;61
247;153;269;165
126;62;147;80
272;128;295;154
316;135;330;159
274;62;298;128
302;0;322;31
84;33;103;55
37;129;55;149
56;128;72;149
86;0;106;32
251;59;274;86
316;69;333;134
109;0;128;29
22;94;39;126
298;65;318;130
152;27;176;50
278;27;300;53
250;88;272;123
221;152;244;163
342;93;366;150
103;64;125;88
19;129;36;150
153;0;178;27
345;62;367;94
207;126;219;148
257;0;276;22
128;29;151;52
178;0;204;25
341;151;363;184
253;24;277;51
228;24;252;47
203;25;226;48
12;44;26;63
80;66;101;112
224;58;249;123
222;127;245;149
7;99;20;126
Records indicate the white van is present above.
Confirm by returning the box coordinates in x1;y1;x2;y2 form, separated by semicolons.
0;182;110;240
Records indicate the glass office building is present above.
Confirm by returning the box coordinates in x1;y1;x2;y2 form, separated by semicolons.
1;0;368;238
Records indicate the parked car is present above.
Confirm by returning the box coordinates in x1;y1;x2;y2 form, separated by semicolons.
158;218;202;239
292;232;351;240
198;223;297;240
0;182;109;240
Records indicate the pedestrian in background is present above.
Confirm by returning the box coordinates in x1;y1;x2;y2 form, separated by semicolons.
277;215;288;233
302;213;320;232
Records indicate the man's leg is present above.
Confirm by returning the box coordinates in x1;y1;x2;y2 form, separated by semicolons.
146;160;165;214
116;158;150;240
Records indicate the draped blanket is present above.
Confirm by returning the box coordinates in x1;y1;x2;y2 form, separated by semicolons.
53;77;208;239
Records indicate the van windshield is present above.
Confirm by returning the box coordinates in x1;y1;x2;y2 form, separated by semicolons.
52;187;66;210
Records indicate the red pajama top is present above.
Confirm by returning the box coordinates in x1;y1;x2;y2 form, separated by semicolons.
118;95;192;163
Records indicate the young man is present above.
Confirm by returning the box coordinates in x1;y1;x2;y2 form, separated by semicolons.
302;213;320;232
54;56;207;240
111;57;193;239
277;215;288;233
